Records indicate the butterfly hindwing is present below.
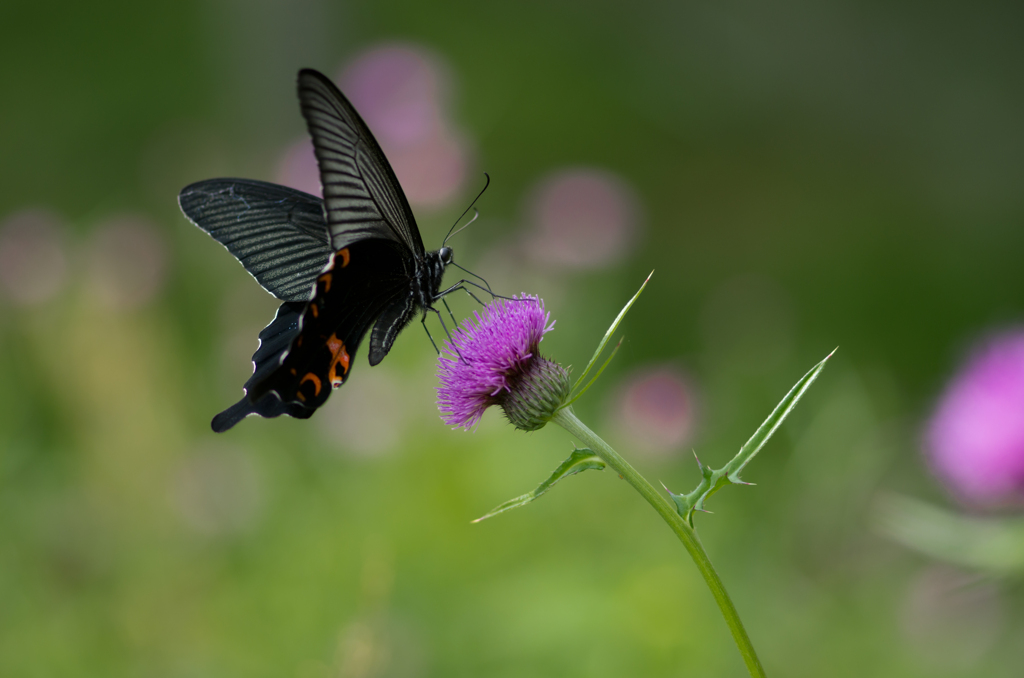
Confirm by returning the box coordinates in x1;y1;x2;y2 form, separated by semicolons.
297;69;426;255
369;294;417;366
179;178;332;302
247;238;413;411
211;301;314;432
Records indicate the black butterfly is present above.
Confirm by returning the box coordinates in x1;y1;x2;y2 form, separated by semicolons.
179;68;474;432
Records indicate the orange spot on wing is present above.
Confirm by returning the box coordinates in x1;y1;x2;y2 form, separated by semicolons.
310;303;319;318
300;372;322;397
337;248;351;268
320;272;332;292
326;333;351;388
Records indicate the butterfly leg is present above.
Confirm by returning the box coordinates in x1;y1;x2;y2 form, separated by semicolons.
439;290;477;364
425;306;468;362
421;312;441;355
449;262;494;294
431;305;459;348
439;283;486;308
423;307;460;355
456;286;486;306
438;278;525;303
436;279;491;300
441;296;461;329
447;263;526;302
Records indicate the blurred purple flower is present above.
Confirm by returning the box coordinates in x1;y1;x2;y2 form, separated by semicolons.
611;365;696;457
525;168;641;269
0;209;68;306
925;330;1024;507
437;296;568;431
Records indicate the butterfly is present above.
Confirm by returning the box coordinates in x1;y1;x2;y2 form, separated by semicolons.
179;68;473;432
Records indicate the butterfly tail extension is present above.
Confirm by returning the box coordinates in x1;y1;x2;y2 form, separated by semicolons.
211;398;253;432
211;394;314;433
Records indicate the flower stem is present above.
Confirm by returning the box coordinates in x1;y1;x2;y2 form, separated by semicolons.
552;408;767;678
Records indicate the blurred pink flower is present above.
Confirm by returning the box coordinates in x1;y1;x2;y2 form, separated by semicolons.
611;365;696;457
277;44;471;209
339;44;446;147
339;44;469;209
383;129;468;209
925;329;1024;507
87;216;168;311
0;209;68;306
525;169;641;269
275;139;321;197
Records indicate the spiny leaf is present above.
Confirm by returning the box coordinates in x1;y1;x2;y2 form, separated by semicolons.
473;448;606;523
670;349;835;523
571;272;653;394
723;348;835;480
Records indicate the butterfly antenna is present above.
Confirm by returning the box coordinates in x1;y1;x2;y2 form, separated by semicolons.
443;173;491;246
445;209;479;244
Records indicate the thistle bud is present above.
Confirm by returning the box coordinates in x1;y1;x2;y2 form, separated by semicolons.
498;355;571;431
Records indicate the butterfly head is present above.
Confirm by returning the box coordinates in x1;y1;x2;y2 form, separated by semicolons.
438;246;454;266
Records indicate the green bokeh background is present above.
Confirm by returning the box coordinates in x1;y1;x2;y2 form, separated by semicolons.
3;1;1024;676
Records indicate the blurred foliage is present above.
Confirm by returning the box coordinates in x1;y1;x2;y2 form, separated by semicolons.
3;0;1024;676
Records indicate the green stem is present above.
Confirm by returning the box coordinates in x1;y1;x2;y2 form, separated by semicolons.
552;408;766;678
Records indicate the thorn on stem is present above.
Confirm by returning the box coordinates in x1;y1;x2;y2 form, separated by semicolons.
660;480;681;498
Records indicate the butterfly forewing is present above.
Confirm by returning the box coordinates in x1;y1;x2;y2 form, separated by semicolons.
179;178;333;302
297;69;426;255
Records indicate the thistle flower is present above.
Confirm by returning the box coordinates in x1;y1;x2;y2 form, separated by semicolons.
436;295;570;431
925;329;1024;508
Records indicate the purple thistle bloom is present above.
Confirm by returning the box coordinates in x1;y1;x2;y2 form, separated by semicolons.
437;295;569;430
925;329;1024;508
